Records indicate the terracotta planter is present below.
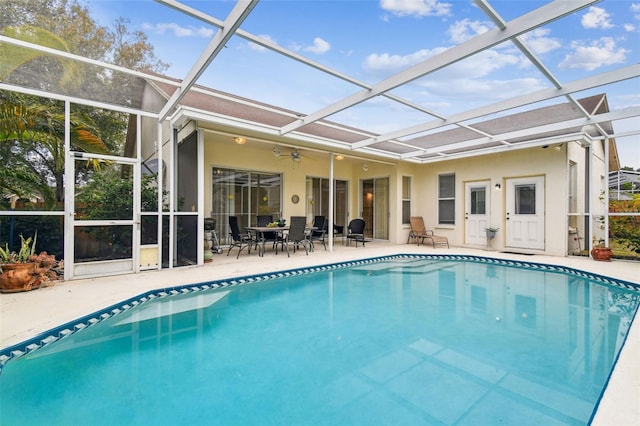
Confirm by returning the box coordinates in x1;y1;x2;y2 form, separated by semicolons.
591;246;613;262
0;263;42;293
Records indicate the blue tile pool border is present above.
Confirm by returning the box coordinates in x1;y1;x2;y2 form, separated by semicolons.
2;253;639;373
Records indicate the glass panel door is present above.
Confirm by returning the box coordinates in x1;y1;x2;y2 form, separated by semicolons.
211;168;282;245
71;154;137;277
361;177;389;240
305;177;348;229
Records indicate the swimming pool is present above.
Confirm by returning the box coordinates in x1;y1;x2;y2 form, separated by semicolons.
1;255;638;425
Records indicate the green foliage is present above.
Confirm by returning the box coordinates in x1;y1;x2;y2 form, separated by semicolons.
609;197;640;254
0;92;109;205
0;232;37;263
0;0;167;206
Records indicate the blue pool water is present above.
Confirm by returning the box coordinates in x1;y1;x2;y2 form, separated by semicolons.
1;256;639;425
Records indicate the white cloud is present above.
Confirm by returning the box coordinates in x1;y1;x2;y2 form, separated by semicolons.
581;6;614;29
443;50;520;79
625;3;640;32
303;38;331;54
142;22;214;38
559;37;628;71
380;0;452;17
519;28;561;55
419;77;546;102
447;19;491;44
362;47;446;74
248;34;278;51
363;47;519;81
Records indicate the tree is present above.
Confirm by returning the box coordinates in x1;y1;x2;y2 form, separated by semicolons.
0;0;168;204
0;92;108;205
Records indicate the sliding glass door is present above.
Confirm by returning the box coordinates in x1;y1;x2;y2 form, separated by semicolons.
361;177;389;240
305;177;349;230
211;168;282;245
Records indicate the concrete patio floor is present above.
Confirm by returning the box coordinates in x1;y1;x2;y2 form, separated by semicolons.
1;241;638;425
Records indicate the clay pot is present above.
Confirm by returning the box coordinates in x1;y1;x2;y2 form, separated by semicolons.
0;263;42;293
591;246;613;262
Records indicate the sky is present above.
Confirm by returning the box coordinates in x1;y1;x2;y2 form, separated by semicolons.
88;0;640;168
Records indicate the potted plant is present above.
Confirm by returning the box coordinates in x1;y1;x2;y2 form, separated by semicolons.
0;233;58;293
485;227;499;240
591;239;613;261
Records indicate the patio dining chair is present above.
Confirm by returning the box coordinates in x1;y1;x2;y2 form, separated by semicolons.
309;215;327;250
227;216;253;258
256;214;277;251
346;218;366;247
408;216;449;248
276;216;311;257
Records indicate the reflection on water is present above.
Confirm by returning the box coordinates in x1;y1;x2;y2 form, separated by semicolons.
1;259;638;425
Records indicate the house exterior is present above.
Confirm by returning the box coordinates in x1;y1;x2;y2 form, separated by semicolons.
129;81;618;277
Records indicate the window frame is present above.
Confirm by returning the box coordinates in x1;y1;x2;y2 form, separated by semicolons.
402;176;411;225
438;173;456;225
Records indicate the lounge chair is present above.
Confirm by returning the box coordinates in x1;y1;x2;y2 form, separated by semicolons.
408;216;449;248
346;218;366;247
227;216;253;258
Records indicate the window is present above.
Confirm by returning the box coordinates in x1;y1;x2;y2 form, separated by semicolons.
305;177;349;228
210;168;282;245
569;161;577;213
402;176;411;224
438;173;455;225
514;184;536;214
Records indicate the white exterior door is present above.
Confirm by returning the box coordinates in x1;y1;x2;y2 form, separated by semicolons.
506;176;545;250
465;181;490;245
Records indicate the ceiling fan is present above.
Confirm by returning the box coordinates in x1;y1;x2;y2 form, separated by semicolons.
273;146;307;167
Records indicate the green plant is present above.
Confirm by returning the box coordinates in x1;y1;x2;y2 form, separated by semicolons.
0;232;37;263
485;227;499;232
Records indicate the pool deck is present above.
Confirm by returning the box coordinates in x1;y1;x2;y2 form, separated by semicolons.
1;243;638;425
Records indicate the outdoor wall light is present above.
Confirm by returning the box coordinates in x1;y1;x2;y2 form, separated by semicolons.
335;154;344;160
362;163;369;172
494;183;502;190
234;136;246;145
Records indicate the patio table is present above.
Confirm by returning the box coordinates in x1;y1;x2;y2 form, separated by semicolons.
246;226;288;256
246;226;317;256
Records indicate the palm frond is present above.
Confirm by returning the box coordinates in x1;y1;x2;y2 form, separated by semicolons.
0;25;83;90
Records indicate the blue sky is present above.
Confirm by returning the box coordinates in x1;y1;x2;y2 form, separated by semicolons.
88;0;640;168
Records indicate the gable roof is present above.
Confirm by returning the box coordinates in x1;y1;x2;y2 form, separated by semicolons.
148;74;617;167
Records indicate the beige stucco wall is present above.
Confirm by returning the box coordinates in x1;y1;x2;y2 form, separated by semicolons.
412;146;569;255
196;126;607;257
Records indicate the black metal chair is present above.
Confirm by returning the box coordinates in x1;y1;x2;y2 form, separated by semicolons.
276;216;311;257
227;216;253;258
256;214;277;252
309;215;327;250
346;218;366;247
333;223;345;245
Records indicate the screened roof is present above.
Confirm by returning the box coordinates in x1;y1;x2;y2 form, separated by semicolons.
1;0;638;165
